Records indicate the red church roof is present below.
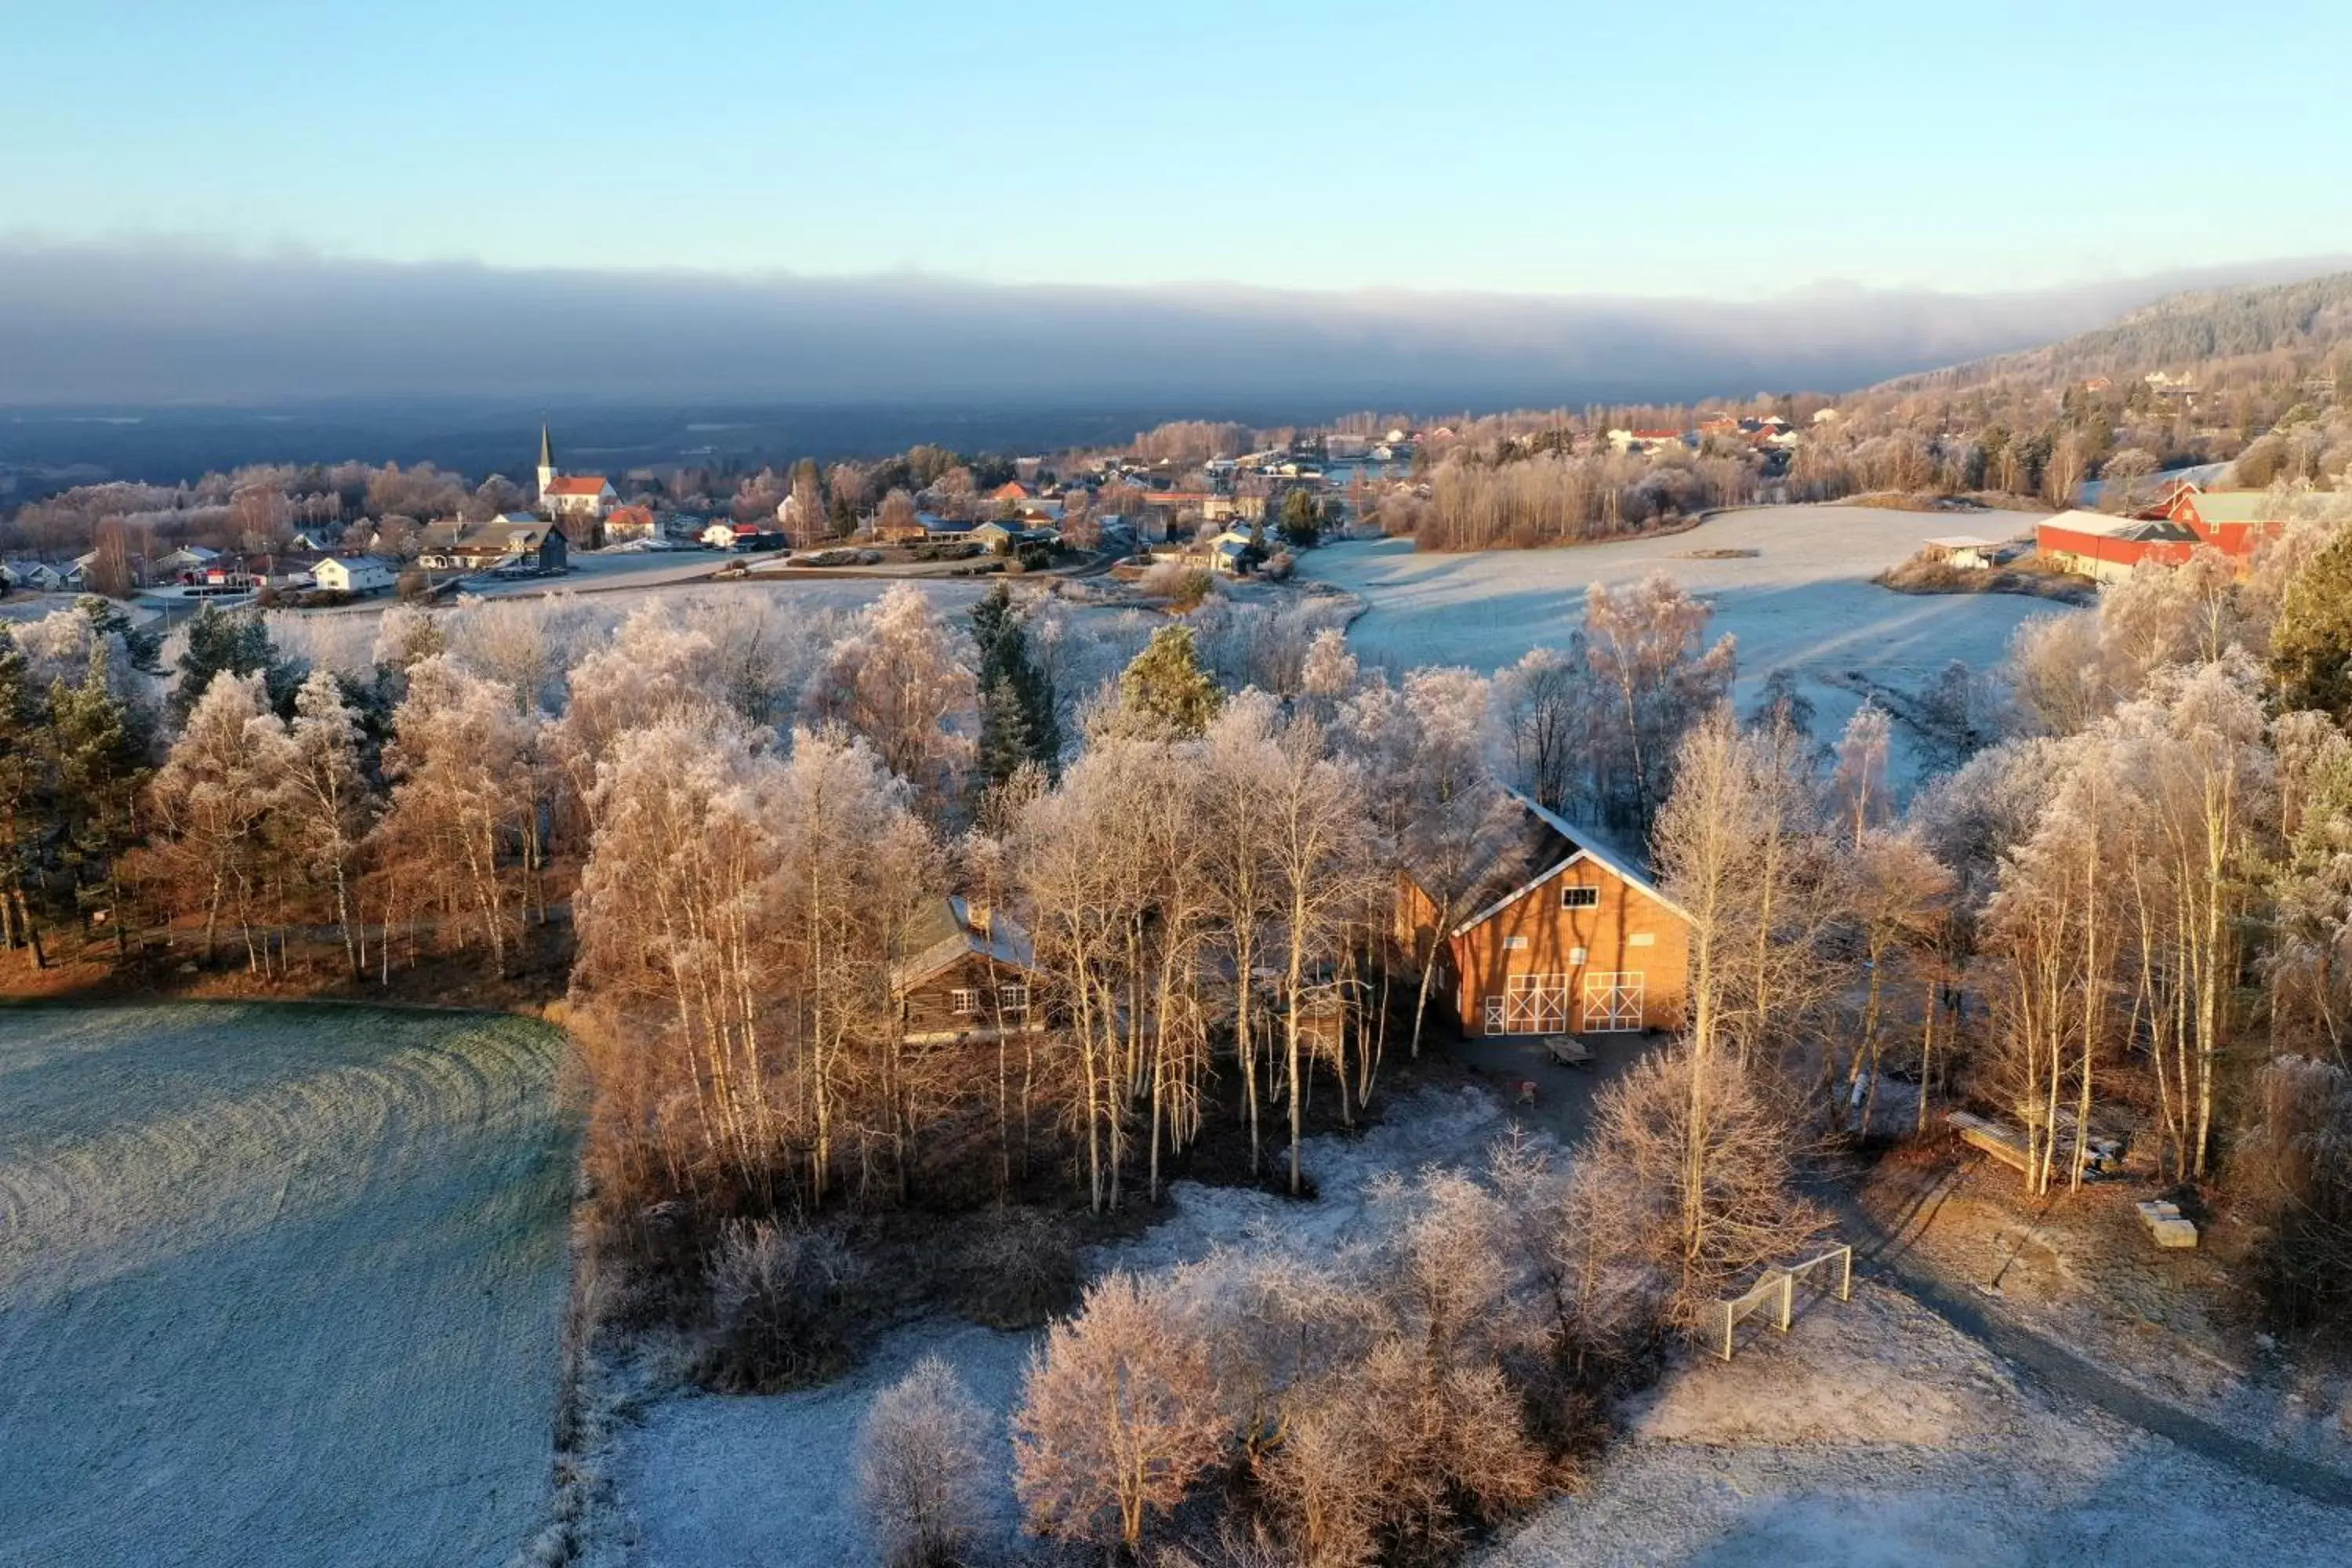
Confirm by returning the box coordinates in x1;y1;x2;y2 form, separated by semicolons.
544;476;611;497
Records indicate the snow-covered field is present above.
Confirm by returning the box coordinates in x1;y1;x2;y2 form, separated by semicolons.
1303;506;2071;765
0;1003;577;1568
602;1078;2349;1568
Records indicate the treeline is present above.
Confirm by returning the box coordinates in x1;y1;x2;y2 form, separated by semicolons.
1381;448;1761;551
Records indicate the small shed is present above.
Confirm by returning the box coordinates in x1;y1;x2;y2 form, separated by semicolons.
1922;535;2001;571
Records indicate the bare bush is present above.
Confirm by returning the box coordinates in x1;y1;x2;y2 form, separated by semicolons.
702;1218;866;1391
2238;1055;2352;1334
955;1205;1080;1327
1262;1339;1544;1567
856;1355;993;1568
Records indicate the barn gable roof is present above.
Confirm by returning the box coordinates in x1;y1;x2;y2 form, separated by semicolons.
1446;790;1691;937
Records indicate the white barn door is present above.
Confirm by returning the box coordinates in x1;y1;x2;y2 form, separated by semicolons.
1581;971;1645;1032
1498;975;1570;1035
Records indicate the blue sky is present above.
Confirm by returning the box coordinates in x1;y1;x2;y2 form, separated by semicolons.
5;0;2349;299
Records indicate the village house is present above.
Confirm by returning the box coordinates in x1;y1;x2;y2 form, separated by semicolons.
419;517;569;574
311;556;396;596
604;503;660;543
535;426;615;521
2;560;65;593
892;895;1050;1045
971;520;1058;554
1400;792;1691;1038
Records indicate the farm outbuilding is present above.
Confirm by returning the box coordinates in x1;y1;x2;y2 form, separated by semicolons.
1921;535;2001;570
1400;792;1690;1037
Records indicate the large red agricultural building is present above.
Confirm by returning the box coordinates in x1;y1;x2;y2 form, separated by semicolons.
2038;485;2285;583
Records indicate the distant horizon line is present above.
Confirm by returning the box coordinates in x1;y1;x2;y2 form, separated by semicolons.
7;233;2350;314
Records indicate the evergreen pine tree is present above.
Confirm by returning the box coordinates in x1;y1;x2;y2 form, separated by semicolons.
969;585;1062;785
170;604;302;728
2273;532;2352;720
1115;626;1222;739
76;594;163;674
0;628;50;958
48;646;150;952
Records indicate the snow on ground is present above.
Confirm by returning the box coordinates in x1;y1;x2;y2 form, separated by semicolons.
0;1003;577;1568
1482;1279;2352;1568
607;1076;2350;1568
604;1087;1529;1567
1301;506;2073;775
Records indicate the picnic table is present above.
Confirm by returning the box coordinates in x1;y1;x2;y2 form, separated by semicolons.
1542;1035;1592;1068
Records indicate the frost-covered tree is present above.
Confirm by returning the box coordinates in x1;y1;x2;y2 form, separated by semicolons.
280;670;376;978
142;670;285;962
806;583;976;809
1829;702;1892;848
377;656;540;973
1012;1272;1224;1553
1575;573;1735;831
856;1356;992;1568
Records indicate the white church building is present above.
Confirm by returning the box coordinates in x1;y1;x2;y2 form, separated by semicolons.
536;426;615;520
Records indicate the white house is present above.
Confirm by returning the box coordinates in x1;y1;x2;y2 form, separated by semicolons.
312;556;396;595
2;560;64;593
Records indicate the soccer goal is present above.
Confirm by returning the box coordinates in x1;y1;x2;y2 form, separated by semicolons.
1710;1243;1853;1361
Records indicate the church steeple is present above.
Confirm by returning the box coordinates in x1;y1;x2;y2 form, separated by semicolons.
535;423;556;498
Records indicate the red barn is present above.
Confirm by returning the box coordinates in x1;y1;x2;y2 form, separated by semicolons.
2039;486;2285;584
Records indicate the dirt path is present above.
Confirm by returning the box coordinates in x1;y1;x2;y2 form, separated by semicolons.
1831;1173;2352;1512
0;1002;579;1567
1460;1038;2352;1514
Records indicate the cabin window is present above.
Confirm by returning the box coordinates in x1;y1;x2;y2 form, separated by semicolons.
1559;886;1600;910
950;988;981;1015
999;983;1029;1019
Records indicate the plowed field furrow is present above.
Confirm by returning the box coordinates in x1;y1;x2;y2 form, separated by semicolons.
0;1004;578;1568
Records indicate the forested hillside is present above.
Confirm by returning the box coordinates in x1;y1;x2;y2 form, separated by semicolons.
1879;271;2352;397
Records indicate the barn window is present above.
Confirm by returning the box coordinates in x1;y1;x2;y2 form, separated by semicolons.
1503;935;1528;951
1628;932;1656;948
950;988;981;1014
1559;886;1600;909
999;983;1029;1019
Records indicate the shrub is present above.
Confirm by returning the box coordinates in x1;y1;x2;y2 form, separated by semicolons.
857;1356;993;1568
956;1205;1080;1327
2238;1055;2352;1334
702;1217;866;1390
1139;560;1215;608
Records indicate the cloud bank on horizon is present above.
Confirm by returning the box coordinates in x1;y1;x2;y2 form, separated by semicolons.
3;243;2345;410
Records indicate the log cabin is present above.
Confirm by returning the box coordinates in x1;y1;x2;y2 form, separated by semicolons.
1400;791;1690;1038
892;895;1051;1045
